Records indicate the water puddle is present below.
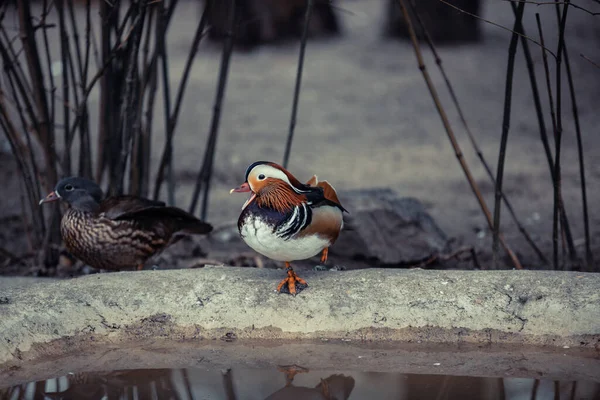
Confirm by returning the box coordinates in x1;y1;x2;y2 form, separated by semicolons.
2;367;600;400
1;340;599;399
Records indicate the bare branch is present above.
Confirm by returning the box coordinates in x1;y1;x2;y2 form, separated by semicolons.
439;0;557;58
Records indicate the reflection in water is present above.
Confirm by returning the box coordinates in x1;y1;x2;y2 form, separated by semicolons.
1;367;599;400
264;365;355;400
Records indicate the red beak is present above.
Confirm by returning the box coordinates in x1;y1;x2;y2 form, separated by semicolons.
229;182;251;194
39;191;60;205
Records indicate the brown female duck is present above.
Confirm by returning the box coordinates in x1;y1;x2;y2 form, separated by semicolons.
40;177;212;271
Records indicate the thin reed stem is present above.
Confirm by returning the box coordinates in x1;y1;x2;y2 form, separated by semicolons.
115;7;146;195
553;0;580;269
410;0;548;266
190;0;236;219
439;0;557;58
157;0;174;204
396;0;522;269
536;13;561;269
282;0;314;169
154;0;211;202
18;0;60;266
492;1;524;269
560;34;591;269
56;0;72;175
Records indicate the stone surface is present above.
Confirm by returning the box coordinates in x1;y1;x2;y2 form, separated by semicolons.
335;189;449;264
1;267;599;376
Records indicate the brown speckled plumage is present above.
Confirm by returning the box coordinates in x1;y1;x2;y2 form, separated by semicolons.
41;177;212;271
61;207;169;270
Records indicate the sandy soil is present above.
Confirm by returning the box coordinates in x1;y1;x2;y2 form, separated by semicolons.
1;0;600;273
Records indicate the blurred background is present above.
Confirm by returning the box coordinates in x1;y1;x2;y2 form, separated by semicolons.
1;0;599;275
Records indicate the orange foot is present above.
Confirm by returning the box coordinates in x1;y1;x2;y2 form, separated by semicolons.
321;247;328;264
313;247;330;271
276;262;308;296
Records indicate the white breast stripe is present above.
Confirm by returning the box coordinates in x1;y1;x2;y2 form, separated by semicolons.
276;203;312;240
276;205;299;234
300;203;309;230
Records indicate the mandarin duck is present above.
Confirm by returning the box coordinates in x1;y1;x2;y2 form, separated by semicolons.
230;161;347;295
39;177;213;271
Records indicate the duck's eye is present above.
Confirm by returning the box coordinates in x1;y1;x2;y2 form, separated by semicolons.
64;184;74;191
258;174;266;180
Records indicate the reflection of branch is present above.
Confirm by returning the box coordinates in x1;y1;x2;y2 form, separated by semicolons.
222;368;237;400
531;379;540;399
181;369;196;400
439;0;557;59
497;378;507;400
569;381;578;400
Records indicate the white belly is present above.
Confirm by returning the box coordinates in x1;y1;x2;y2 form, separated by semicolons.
240;215;329;262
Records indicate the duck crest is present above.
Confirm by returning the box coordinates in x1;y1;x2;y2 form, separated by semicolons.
255;179;306;213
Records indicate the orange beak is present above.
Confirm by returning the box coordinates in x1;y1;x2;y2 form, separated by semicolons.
39;191;60;205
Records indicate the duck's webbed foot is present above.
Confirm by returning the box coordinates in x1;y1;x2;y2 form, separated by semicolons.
312;247;338;271
276;262;308;296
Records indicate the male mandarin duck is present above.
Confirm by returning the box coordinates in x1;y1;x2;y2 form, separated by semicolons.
39;177;213;271
230;161;347;295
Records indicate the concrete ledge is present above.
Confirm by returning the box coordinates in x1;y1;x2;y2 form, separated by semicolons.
1;267;599;382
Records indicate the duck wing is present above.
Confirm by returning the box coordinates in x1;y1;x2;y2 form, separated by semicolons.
305;175;347;212
98;196;212;235
97;196;166;219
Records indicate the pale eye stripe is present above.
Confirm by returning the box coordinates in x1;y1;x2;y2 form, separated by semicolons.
250;165;312;193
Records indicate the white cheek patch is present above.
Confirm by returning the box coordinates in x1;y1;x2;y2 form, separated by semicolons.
248;164;310;194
